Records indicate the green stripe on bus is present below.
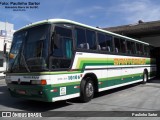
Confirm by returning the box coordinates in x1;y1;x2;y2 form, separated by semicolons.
51;71;154;88
99;73;143;82
51;81;80;87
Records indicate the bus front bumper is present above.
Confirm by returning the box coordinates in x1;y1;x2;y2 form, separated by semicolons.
7;83;54;102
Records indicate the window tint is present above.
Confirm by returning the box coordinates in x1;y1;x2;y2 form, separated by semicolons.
55;26;72;38
97;33;106;50
75;28;87;49
130;41;136;54
149;46;153;57
136;43;143;55
106;35;113;52
120;39;126;53
97;33;113;52
114;37;127;53
53;26;73;58
126;41;132;54
114;38;121;53
126;41;136;54
50;26;73;69
86;29;96;50
140;44;144;55
144;45;149;56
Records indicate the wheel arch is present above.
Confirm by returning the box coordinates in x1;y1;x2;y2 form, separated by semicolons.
81;73;98;93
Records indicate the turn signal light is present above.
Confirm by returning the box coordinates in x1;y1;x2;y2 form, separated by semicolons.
41;80;47;85
9;53;14;59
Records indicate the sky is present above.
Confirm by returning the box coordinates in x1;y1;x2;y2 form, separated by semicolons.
1;0;160;30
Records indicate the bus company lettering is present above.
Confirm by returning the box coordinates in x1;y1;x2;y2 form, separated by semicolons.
114;58;146;65
68;75;80;80
23;76;39;79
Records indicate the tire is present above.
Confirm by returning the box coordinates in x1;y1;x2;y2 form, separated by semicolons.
142;71;148;84
80;77;94;102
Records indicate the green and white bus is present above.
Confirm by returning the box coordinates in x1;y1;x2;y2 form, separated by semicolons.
5;19;156;102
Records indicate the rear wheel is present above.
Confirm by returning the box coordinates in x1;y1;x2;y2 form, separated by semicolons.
143;71;148;84
80;77;94;102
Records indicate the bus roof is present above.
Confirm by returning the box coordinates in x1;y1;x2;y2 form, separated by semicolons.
17;19;149;45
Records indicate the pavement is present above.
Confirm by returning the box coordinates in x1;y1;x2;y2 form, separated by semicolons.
0;78;160;120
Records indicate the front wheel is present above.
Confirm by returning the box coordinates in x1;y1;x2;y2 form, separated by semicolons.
80;77;94;102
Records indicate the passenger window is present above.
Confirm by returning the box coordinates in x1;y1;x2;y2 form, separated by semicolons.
120;39;126;53
126;41;136;55
106;35;113;52
139;44;144;55
144;45;149;56
86;29;96;50
130;41;136;54
97;33;106;51
136;43;143;55
126;41;132;54
75;28;87;49
114;38;121;53
114;37;127;53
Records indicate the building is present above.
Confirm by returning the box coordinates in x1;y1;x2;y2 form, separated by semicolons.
103;20;160;77
0;21;15;78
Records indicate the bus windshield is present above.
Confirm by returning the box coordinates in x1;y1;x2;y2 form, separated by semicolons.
9;24;50;72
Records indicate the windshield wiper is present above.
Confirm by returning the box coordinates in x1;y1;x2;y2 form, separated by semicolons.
21;53;30;72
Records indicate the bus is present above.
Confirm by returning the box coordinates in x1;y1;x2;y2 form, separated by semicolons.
5;19;156;102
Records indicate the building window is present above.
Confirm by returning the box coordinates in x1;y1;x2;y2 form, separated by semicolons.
0;59;3;67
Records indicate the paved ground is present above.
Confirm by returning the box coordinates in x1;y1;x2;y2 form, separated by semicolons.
0;78;160;120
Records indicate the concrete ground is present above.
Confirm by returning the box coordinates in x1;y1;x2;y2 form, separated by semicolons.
0;78;160;120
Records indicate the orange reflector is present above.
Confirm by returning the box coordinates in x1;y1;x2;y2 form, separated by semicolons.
9;53;14;59
53;89;58;92
41;80;47;85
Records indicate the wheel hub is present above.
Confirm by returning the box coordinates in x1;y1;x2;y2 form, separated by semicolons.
86;82;93;97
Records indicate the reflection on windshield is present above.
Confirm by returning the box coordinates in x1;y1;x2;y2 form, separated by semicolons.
9;24;50;72
8;32;25;70
10;34;24;56
24;25;47;59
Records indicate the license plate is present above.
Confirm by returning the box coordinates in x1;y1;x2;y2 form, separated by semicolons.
16;90;26;95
